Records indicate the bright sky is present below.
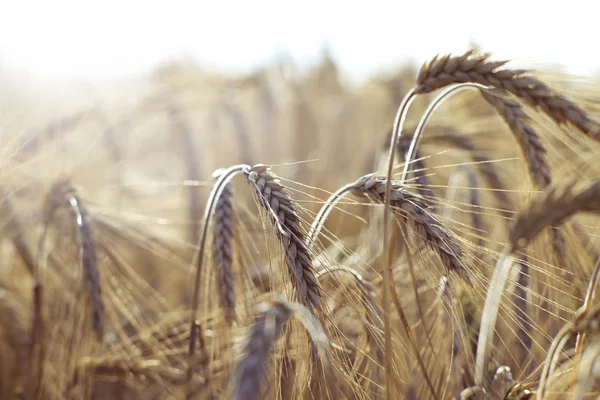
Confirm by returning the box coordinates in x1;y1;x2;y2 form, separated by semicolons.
0;0;597;83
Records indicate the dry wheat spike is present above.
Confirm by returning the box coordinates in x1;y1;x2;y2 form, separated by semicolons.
245;164;322;312
42;181;104;342
510;178;600;251
415;49;600;141
212;181;236;323
231;301;290;400
481;89;567;266
231;298;328;400
349;175;469;281
481;89;552;188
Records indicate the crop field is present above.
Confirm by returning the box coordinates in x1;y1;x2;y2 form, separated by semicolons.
2;47;600;399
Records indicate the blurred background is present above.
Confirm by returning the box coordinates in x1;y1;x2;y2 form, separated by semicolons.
0;0;597;258
1;0;598;85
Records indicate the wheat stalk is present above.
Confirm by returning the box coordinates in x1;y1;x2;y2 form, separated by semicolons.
386;125;512;212
71;195;104;342
245;164;322;312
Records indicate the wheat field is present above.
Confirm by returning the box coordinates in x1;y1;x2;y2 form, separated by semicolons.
3;47;600;399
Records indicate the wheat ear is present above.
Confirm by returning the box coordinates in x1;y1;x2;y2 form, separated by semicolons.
212;180;236;323
311;175;439;397
509;179;600;251
415;49;600;141
188;164;249;358
231;297;329;400
41;181;104;341
245;164;322;312
403;80;566;267
70;194;104;341
165;99;202;245
481;90;551;188
480;90;566;265
350;176;469;281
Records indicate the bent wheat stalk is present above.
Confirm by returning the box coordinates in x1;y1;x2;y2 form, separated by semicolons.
312;174;439;397
383;88;417;400
399;83;490;185
307;173;373;248
474;250;514;389
245;164;322;313
574;256;600;362
396;136;434;198
385;125;512;212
